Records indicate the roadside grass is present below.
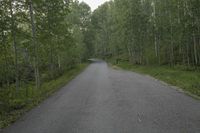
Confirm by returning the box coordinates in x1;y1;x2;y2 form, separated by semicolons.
113;61;200;98
0;64;88;129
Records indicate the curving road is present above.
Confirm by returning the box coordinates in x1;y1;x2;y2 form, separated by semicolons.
2;61;200;133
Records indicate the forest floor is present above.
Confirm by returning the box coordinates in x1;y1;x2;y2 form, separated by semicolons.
112;61;200;99
0;64;88;129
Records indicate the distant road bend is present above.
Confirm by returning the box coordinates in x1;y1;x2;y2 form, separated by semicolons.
2;61;200;133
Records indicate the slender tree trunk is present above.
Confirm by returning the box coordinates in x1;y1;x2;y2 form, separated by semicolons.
157;35;161;65
50;43;54;79
198;22;200;66
1;28;9;87
183;1;190;66
58;55;61;70
154;34;160;65
153;1;158;59
192;14;198;66
177;0;182;64
186;42;190;66
152;1;160;65
169;11;174;66
28;0;40;89
9;0;19;91
193;33;198;66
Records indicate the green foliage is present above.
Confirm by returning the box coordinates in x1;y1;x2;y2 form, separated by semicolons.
90;0;200;67
0;64;88;128
115;61;200;97
0;0;92;87
0;0;91;128
89;0;200;98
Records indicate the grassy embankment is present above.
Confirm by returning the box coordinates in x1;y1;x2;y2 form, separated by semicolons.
0;64;88;129
112;61;200;98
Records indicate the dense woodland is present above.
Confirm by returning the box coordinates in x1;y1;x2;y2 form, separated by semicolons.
91;0;200;67
0;0;92;119
0;0;92;90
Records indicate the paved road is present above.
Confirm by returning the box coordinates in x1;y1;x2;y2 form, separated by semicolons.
2;61;200;133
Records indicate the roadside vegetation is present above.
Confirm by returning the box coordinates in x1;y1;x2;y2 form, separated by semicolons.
0;0;92;129
111;61;200;98
0;64;88;128
88;1;200;97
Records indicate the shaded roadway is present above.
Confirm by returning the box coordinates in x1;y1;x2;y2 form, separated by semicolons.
2;61;200;133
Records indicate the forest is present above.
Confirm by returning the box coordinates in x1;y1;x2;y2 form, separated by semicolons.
90;0;200;66
0;0;92;127
89;0;200;100
0;0;200;128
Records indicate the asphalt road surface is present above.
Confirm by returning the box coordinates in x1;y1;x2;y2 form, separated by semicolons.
2;61;200;133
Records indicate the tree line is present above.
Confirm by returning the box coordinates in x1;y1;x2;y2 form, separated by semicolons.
90;0;200;67
0;0;91;91
1;0;199;98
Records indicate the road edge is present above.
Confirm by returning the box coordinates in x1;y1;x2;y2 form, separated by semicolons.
0;63;89;130
110;64;200;100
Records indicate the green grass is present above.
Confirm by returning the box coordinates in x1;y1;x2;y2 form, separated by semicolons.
114;61;200;98
0;64;88;129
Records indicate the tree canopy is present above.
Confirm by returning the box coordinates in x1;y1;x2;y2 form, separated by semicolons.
0;0;92;90
90;0;200;67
